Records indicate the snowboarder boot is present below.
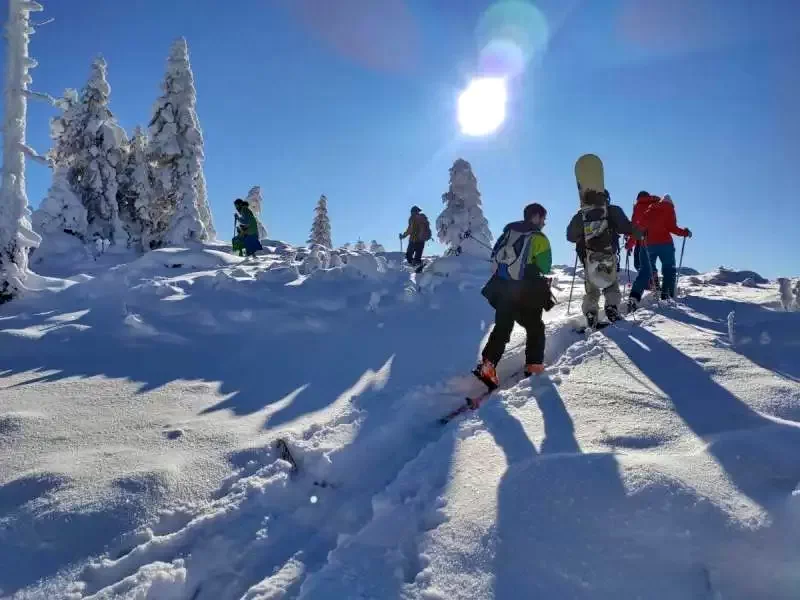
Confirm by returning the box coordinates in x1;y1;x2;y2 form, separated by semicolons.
524;363;545;377
605;305;622;322
473;358;499;389
585;311;598;329
626;297;639;314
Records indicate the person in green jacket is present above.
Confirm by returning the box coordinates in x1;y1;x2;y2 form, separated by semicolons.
234;199;263;257
477;203;554;385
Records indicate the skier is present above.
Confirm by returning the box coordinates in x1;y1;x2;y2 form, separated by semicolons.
566;189;640;327
626;192;692;310
399;206;432;270
234;199;263;257
476;203;554;387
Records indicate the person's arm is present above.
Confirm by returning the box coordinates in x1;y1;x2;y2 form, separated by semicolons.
400;216;413;239
527;233;552;275
663;203;688;236
566;213;583;243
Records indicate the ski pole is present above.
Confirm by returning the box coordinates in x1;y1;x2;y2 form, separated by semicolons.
624;250;631;300
676;236;687;298
566;252;578;315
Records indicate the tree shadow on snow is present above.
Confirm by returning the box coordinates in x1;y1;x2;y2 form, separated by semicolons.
603;325;800;511
665;296;800;382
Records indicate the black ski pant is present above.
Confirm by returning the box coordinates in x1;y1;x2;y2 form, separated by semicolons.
482;302;545;366
406;240;424;266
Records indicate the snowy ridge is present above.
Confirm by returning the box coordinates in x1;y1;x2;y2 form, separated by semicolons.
2;248;800;599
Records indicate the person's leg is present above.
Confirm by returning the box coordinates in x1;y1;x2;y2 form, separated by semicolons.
581;277;601;318
405;241;414;265
657;244;677;298
413;241;425;265
602;263;622;319
630;245;653;301
482;304;516;366
519;305;545;368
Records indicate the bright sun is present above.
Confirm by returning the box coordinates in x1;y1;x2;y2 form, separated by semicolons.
457;77;508;137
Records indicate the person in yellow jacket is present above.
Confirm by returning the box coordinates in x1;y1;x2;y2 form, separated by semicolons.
477;203;554;385
399;206;432;269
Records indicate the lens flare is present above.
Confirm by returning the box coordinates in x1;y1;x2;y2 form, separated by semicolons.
476;0;550;78
457;77;508;137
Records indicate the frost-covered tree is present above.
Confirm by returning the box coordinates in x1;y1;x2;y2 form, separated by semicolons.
0;0;43;302
117;126;171;250
369;240;385;253
354;239;366;252
436;158;492;257
795;280;800;308
33;57;128;246
245;185;268;239
149;38;215;245
307;194;332;248
32;166;87;239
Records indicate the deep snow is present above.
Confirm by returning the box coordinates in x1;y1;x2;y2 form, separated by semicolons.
1;245;799;599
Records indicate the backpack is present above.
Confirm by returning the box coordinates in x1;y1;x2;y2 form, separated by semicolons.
491;225;539;280
419;215;432;242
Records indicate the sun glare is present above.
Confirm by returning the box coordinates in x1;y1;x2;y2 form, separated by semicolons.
457;77;508;137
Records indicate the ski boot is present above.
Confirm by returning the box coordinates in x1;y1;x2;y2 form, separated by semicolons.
626;294;640;314
585;311;598;329
524;363;545;377
473;358;499;390
605;305;622;323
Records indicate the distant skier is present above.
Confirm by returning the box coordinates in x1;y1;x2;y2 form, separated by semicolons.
477;203;554;387
566;190;640;327
234;198;263;257
399;205;432;271
626;192;691;310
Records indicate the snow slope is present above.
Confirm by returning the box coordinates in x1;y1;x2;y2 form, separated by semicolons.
1;248;799;599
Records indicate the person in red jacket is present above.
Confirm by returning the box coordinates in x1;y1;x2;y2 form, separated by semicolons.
626;192;692;310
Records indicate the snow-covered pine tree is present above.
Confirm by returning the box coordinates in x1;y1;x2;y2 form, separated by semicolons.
245;185;268;239
435;158;492;257
369;240;385;253
117;126;171;250
149;38;215;245
0;0;44;302
307;194;332;248
354;239;366;252
32;166;87;240
33;57;128;246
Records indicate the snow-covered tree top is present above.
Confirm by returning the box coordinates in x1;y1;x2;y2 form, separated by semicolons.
436;158;492;257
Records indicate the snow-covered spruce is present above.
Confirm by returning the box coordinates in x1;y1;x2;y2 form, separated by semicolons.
435;158;492;257
245;185;268;240
39;57;128;247
307;194;332;248
149;38;215;245
354;239;366;252
0;0;44;302
369;240;385;253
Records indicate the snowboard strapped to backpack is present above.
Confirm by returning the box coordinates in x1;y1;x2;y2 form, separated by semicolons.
575;154;617;289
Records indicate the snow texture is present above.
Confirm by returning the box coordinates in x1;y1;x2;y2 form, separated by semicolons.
149;38;215;246
435;158;492;258
1;247;800;599
0;0;44;303
245;186;268;240
307;194;332;248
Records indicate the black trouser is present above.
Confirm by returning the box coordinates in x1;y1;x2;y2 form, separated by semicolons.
406;240;424;265
482;302;545;366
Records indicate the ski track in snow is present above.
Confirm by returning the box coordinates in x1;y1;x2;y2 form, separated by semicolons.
2;249;799;599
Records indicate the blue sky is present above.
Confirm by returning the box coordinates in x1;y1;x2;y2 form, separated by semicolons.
3;0;799;276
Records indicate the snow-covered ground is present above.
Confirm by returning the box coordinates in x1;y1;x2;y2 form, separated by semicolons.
1;245;799;599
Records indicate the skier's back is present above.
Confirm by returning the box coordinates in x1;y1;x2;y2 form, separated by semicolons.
566;191;638;325
476;203;554;387
626;192;691;308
